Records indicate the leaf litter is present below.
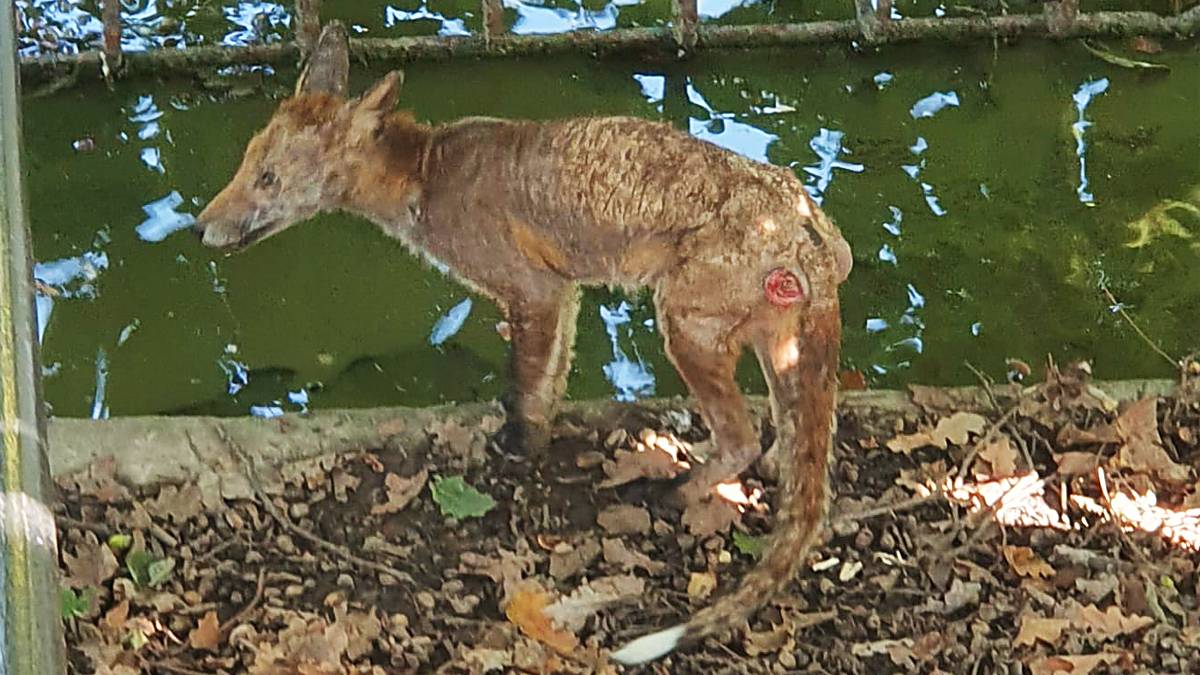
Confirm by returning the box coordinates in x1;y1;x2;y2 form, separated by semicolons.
53;373;1200;673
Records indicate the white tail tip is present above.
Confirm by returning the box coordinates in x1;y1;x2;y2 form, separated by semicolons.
610;624;687;665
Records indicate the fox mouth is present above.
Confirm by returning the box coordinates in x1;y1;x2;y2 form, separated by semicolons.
200;217;285;253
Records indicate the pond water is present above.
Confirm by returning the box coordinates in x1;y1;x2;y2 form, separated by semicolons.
20;31;1200;418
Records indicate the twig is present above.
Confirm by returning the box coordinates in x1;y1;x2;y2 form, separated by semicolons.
212;426;415;585
836;490;945;522
219;567;267;633
1101;285;1179;370
957;404;1020;479
56;515;110;537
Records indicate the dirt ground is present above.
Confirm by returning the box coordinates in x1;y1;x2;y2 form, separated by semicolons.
57;364;1200;674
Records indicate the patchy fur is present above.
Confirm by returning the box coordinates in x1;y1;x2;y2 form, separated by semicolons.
195;21;852;663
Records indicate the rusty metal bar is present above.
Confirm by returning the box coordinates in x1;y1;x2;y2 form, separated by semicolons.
0;0;68;670
17;6;1200;85
673;0;698;53
295;0;322;55
101;0;121;68
482;0;505;46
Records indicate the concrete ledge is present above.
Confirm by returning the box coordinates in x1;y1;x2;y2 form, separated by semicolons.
48;378;1180;497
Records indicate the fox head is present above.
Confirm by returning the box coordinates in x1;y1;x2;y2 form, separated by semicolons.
195;22;409;251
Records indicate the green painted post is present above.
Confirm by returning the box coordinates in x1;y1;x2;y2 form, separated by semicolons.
0;0;68;672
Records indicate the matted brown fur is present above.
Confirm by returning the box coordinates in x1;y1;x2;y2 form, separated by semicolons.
195;22;852;664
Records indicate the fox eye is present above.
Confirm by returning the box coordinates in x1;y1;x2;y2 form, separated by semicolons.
257;170;277;188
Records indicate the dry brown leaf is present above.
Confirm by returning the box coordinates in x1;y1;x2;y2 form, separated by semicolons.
63;455;131;503
101;600;129;634
1110;398;1190;483
458;646;512;673
548;538;601;580
147;484;204;524
942;579;981;614
543;575;645;632
1015;615;1069;647
1003;546;1055;579
744;620;792;657
1054;451;1100;476
505;587;578;655
887;412;987;454
599;446;685;488
1029;652;1126;675
595;504;651;535
681;496;742;536
370;467;428;515
189;610;221;652
687;571;717;600
601;537;666;575
979;436;1019;476
64;532;119;589
1068;603;1154;640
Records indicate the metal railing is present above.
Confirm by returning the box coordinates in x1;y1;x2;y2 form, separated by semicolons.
1;0;68;670
16;0;1200;84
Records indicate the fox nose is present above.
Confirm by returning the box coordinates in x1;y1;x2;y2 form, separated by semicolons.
192;219;208;239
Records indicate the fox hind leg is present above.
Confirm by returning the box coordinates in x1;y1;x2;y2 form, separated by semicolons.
654;297;759;501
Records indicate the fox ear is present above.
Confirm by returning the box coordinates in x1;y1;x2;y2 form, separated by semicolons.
356;70;404;114
295;22;350;97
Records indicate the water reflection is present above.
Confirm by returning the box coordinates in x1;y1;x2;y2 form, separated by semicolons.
600;301;654;401
33;249;109;345
429;298;472;346
385;4;469;36
91;347;109;419
506;0;638;35
1072;78;1109;205
222;1;291;46
802;128;863;205
136;192;196;242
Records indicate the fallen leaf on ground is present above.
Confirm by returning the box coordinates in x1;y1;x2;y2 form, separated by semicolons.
744;619;791;657
431;475;496;519
101;600;129;634
596;504;651;535
601;537;666;575
1003;546;1054;579
1111;398;1190;483
887;412;987;453
1067;603;1154;640
189;610;221;651
1029;652;1127;675
979;436;1019;477
147;484;204;523
687;571;717;600
681;496;742;536
942;579;981;613
599;445;686;488
1054;451;1100;476
64;532;119;589
505;587;578;655
1015;614;1069;647
543;575;645;632
548;538;601;580
371;467;429;515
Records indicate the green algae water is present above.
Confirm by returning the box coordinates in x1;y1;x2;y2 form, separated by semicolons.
22;39;1200;418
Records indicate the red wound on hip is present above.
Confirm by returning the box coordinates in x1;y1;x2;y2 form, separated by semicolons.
764;268;803;307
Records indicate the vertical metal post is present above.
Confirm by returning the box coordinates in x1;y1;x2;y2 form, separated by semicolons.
482;0;505;47
0;0;68;671
101;0;121;68
673;0;698;54
295;0;322;55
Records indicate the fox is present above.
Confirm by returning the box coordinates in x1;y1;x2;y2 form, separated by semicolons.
195;22;852;665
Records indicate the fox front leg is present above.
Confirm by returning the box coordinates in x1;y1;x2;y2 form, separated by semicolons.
499;284;581;451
